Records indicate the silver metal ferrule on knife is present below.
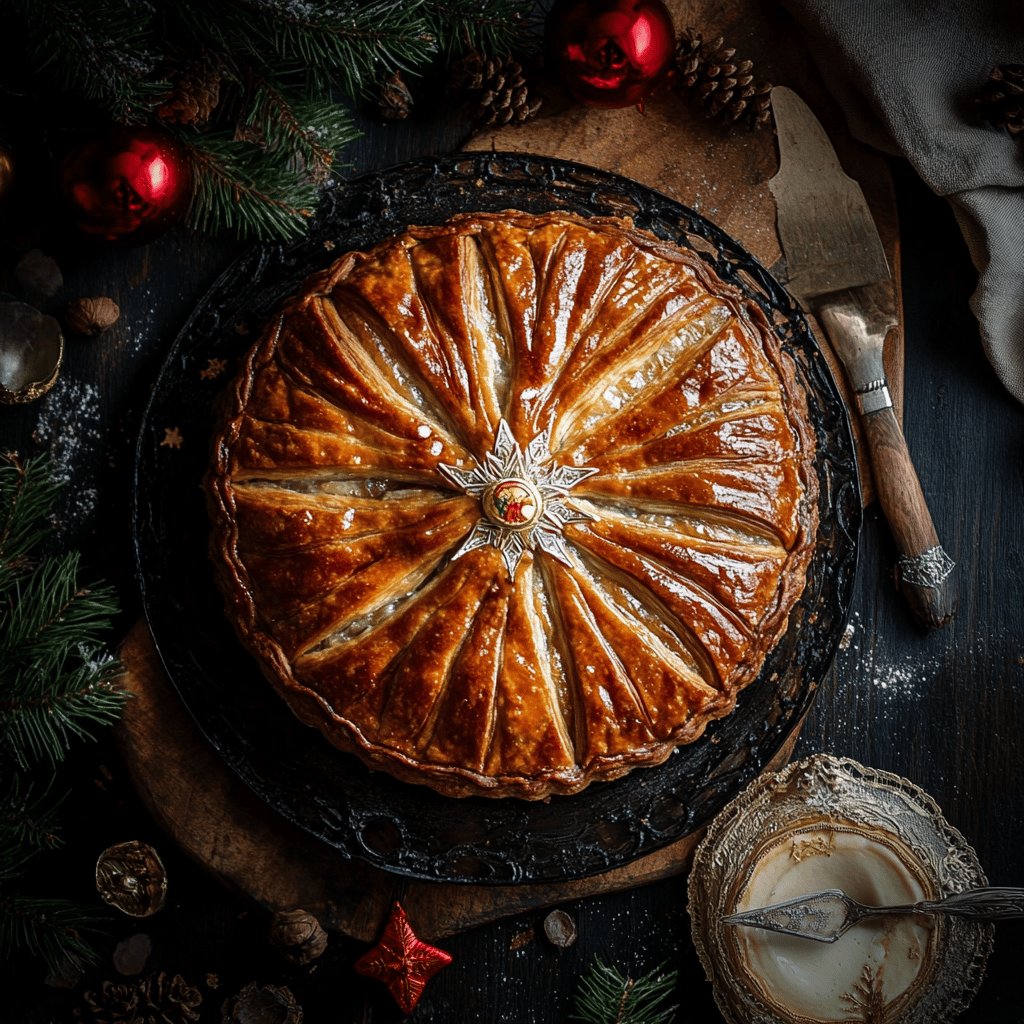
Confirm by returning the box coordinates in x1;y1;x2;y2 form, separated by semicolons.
769;86;955;629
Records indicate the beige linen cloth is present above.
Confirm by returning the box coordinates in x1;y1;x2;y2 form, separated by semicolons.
782;0;1024;404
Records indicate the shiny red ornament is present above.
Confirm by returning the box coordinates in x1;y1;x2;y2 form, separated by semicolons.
546;0;676;109
59;126;192;244
354;902;452;1015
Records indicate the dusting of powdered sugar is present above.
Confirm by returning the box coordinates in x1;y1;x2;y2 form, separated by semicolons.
872;659;928;700
120;284;158;355
32;376;102;534
834;611;932;703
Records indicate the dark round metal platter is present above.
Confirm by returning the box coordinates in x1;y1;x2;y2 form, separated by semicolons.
134;153;861;885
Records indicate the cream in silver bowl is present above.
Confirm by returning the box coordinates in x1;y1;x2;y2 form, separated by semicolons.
688;754;993;1024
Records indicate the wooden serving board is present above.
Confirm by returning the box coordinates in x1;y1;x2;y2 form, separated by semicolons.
114;0;900;943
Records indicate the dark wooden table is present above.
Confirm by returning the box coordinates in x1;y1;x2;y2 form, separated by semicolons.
4;99;1024;1024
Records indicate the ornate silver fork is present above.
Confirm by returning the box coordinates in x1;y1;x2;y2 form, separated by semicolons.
722;887;1024;943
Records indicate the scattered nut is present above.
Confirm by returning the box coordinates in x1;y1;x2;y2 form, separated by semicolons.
66;296;120;335
95;840;168;917
543;908;577;948
268;908;328;965
113;932;153;976
15;249;63;296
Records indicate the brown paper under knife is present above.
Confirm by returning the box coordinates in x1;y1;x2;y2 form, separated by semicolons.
769;86;954;629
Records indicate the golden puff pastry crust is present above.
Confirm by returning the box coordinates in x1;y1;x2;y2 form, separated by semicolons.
207;211;818;800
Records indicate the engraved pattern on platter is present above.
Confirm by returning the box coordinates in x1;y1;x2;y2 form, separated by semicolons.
438;419;598;578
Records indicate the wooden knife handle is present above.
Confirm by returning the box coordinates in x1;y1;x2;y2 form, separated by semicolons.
861;405;956;628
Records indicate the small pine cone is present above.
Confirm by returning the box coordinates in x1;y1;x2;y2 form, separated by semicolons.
376;71;413;120
745;80;773;130
448;50;487;93
269;908;328;964
977;64;1024;137
450;50;542;128
138;972;202;1024
157;61;222;126
475;57;541;128
77;980;141;1023
675;27;705;88
675;26;772;130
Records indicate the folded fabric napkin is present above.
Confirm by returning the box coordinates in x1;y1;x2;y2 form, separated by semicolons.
781;0;1024;404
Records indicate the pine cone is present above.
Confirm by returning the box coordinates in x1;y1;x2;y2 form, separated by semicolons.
448;50;488;93
376;71;413;120
977;64;1024;137
675;27;705;89
675;27;772;130
449;50;541;129
78;980;140;1024
157;61;222;126
140;972;202;1023
78;972;202;1024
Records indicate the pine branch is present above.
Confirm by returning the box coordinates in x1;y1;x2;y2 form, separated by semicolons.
421;0;535;57
572;958;679;1024
8;0;541;244
0;455;60;592
0;456;122;971
183;131;319;241
2;551;120;666
0;458;126;769
13;0;166;122
1;655;125;768
236;0;438;98
240;73;358;182
0;778;64;863
0;894;104;973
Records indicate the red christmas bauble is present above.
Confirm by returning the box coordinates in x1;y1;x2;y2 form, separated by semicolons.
59;126;192;244
546;0;676;109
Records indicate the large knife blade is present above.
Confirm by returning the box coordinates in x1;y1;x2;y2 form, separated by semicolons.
769;86;955;628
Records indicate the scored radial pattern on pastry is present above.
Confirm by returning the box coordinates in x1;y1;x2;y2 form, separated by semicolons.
437;419;598;578
207;211;819;800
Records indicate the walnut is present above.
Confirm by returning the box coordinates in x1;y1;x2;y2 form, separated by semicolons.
268;908;328;964
66;296;121;336
95;840;168;917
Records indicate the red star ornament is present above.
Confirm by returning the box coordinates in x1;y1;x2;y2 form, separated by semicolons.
354;902;452;1015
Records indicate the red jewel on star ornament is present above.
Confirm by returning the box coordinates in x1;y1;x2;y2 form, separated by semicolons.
354;902;452;1015
59;126;192;244
546;0;676;109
